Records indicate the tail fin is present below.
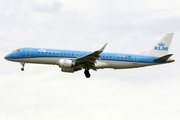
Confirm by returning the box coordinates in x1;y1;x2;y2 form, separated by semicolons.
145;33;174;57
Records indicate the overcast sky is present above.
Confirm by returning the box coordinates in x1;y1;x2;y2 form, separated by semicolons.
1;0;180;120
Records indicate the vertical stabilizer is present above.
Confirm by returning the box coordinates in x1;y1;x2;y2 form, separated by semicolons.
146;33;174;57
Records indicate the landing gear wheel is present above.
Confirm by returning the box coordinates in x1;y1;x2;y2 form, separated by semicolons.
20;62;25;71
84;70;91;78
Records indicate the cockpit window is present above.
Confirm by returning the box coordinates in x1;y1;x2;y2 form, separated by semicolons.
12;49;20;52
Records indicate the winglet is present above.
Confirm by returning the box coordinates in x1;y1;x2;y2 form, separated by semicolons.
99;43;108;52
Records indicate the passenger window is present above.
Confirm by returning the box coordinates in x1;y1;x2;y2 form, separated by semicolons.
38;52;40;53
72;54;74;56
114;56;115;58
57;53;59;54
117;56;119;58
103;56;105;57
49;52;51;54
107;56;108;58
61;53;62;55
46;52;47;54
53;52;55;54
110;56;112;58
42;52;43;53
68;53;70;55
64;53;66;55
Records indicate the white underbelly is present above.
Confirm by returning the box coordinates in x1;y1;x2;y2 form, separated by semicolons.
8;57;63;65
8;57;159;69
95;60;158;69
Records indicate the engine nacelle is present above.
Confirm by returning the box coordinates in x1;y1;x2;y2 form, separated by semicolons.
59;59;75;68
61;68;75;73
61;68;82;73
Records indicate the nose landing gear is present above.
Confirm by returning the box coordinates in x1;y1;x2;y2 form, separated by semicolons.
84;69;91;78
20;62;25;71
21;68;24;71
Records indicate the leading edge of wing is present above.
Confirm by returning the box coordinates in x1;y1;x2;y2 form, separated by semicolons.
74;43;108;63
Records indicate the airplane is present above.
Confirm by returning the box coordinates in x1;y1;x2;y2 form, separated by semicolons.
4;33;175;78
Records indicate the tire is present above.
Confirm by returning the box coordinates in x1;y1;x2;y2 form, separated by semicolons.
84;70;90;78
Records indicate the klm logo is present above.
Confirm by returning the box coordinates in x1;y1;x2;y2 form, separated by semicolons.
154;42;168;51
38;48;46;52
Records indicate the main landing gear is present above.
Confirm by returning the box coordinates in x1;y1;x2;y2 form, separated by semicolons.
84;69;91;78
20;62;25;71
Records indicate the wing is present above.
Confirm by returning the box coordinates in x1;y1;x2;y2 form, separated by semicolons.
74;43;108;69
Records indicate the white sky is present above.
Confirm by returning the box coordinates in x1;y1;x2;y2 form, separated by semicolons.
1;0;180;120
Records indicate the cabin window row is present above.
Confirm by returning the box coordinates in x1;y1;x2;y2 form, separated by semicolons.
38;52;131;59
38;51;86;56
99;55;131;59
38;51;74;55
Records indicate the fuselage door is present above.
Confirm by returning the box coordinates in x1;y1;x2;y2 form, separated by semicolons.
133;54;138;64
26;48;31;57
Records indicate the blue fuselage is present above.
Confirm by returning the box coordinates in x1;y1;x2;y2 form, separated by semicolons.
5;47;167;69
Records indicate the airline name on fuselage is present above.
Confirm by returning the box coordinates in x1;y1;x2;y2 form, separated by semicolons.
38;48;61;53
154;42;168;51
38;48;46;52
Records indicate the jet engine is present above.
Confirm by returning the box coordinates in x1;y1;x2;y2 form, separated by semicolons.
61;68;75;73
59;59;75;68
61;68;81;73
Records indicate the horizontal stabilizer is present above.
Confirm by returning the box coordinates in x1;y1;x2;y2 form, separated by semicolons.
152;54;173;61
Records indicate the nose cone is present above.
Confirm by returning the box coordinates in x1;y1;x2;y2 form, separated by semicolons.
4;54;12;60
